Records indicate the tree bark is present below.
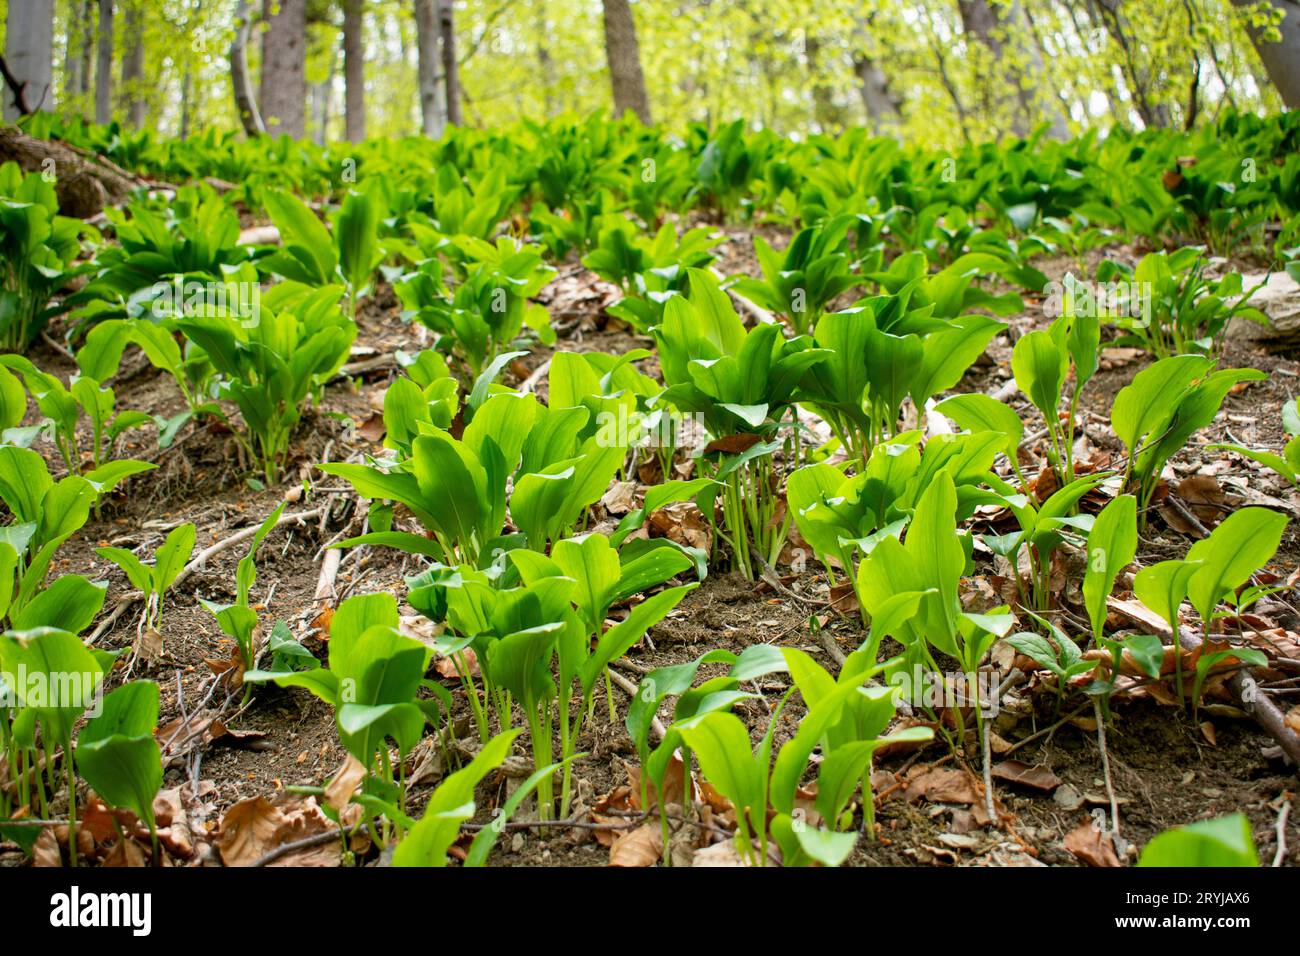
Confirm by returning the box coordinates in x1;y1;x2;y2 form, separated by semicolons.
600;0;651;123
95;0;114;124
853;55;901;130
1232;0;1300;108
343;0;366;142
230;0;265;136
2;0;54;118
260;0;307;138
63;0;90;109
438;0;462;127
959;0;1070;139
121;0;146;128
414;0;444;136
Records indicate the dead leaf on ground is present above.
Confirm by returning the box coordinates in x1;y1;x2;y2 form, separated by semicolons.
991;760;1062;793
601;480;638;516
216;796;340;867
1283;704;1300;735
1064;818;1121;867
356;413;386;444
324;756;368;814
903;766;978;805
609;823;662;867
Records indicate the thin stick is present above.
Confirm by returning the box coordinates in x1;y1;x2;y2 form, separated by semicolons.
1274;797;1291;867
251;829;342;867
1093;698;1121;840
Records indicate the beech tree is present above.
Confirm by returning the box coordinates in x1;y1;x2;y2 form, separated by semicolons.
601;0;651;123
2;0;54;117
260;0;308;138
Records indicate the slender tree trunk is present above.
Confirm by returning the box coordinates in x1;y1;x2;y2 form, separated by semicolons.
853;55;901;130
414;0;444;136
260;0;307;138
439;0;462;126
600;0;651;123
343;0;366;141
960;0;1070;138
1093;0;1170;127
2;0;55;117
536;0;556;117
1232;0;1300;108
63;0;88;109
230;0;265;136
121;0;146;128
95;0;114;124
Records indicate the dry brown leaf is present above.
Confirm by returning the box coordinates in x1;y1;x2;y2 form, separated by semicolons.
324;755;368;814
600;480;638;516
991;760;1062;793
903;766;977;805
1064;818;1121;867
1286;705;1300;735
356;413;386;444
216;796;339;867
609;823;662;867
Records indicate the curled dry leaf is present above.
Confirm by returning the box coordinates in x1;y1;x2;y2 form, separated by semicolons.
216;795;340;867
324;755;368;814
1063;818;1121;867
609;823;662;867
991;760;1062;793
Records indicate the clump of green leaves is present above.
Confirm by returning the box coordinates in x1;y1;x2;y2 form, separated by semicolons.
1097;249;1267;358
0;162;93;352
176;282;355;483
396;236;555;378
654;269;828;579
1111;355;1264;527
96;522;196;637
729;215;862;335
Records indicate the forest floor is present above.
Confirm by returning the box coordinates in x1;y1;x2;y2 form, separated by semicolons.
4;218;1299;869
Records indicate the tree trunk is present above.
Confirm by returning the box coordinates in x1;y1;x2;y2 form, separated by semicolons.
414;0;443;136
230;0;265;136
853;55;901;130
1094;0;1170;127
343;0;366;142
600;0;651;123
438;0;462;127
536;0;556;117
1232;0;1300;108
2;0;54;118
95;0;114;124
121;0;146;128
63;0;89;109
260;0;307;138
959;0;1069;139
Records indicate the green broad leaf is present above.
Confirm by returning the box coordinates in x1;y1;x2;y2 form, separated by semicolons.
12;574;106;634
793;825;858;867
1010;326;1068;426
1185;507;1288;625
83;459;156;496
1133;559;1203;635
77;681;163;833
1137;813;1259;867
676;711;764;832
934;392;1023;465
96;545;153;594
153;522;197;596
582;583;697;694
393;729;521;867
1122;633;1167;679
1082;494;1138;640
